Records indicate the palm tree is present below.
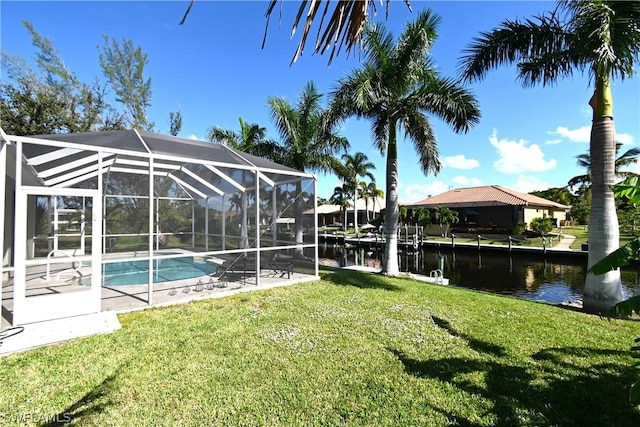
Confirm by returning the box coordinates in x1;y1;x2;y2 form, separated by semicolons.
268;81;349;256
330;185;351;232
459;0;640;313
434;205;459;238
365;181;385;222
207;117;274;156
329;9;480;276
207;117;276;249
569;143;640;190
338;152;376;231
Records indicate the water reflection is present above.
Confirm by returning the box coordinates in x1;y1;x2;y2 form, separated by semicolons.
318;244;640;305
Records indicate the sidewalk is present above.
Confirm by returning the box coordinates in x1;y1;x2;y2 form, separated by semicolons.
553;234;576;250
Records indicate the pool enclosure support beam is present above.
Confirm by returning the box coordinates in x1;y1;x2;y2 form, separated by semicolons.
205;197;209;252
12;140;24;325
221;194;226;251
255;170;261;287
192;201;195;249
314;177;319;277
148;157;155;305
272;186;277;245
0;132;7;315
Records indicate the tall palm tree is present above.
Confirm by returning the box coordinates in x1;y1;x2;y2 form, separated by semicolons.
268;81;349;256
329;9;480;275
338;152;376;231
459;0;640;313
569;143;640;190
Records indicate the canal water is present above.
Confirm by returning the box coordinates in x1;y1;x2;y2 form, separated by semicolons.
318;244;640;306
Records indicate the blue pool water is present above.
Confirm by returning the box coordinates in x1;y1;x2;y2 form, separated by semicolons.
97;257;217;286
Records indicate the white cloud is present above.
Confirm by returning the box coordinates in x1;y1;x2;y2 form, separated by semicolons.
549;125;590;143
616;133;635;145
402;180;448;203
549;125;635;145
452;176;483;186
188;134;204;141
490;130;557;174
443;155;480;170
545;138;563;145
510;175;553;193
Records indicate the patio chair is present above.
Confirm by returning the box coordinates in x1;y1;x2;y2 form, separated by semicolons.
265;253;293;279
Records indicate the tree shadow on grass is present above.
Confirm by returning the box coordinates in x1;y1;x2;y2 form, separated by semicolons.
389;334;639;425
42;364;126;426
321;268;402;291
431;315;506;357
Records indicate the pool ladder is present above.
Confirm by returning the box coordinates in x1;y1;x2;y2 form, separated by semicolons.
429;269;444;284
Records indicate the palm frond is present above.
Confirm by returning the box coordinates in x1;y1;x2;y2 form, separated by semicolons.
459;13;570;86
411;76;481;133
401;112;440;176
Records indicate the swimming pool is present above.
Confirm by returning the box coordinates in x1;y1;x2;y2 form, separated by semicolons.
97;256;217;286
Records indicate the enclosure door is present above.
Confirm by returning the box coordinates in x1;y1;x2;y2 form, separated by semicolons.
13;187;102;325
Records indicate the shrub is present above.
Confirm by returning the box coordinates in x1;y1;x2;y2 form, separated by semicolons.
512;222;526;235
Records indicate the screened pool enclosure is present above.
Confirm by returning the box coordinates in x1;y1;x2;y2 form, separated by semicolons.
1;128;318;326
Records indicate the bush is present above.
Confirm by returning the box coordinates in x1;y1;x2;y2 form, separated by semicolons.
530;217;554;237
512;222;526;235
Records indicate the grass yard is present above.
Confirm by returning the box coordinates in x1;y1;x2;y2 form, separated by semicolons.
1;268;639;426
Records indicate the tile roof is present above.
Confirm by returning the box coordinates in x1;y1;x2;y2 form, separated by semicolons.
408;185;570;209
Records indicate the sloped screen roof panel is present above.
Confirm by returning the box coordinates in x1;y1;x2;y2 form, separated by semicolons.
30;129;148;153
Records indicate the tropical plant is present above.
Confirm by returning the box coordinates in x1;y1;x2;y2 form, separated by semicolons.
267;81;349;255
568;143;640;190
458;0;640;313
589;176;640;406
434;205;459;238
338;152;376;231
589;176;640;274
328;9;480;275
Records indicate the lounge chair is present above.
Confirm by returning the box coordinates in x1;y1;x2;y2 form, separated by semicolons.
265;253;293;279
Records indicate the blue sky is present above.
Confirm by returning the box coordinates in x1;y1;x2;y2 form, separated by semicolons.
2;1;639;202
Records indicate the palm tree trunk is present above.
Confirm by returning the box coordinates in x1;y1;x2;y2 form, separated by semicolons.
583;78;624;313
383;122;400;275
353;186;358;234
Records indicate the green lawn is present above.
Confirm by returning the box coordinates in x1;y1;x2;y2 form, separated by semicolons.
1;268;638;426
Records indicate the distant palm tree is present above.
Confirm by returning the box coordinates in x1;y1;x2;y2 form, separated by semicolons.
329;9;480;275
268;81;349;256
458;0;640;313
569;143;640;190
434;205;459;238
360;181;385;223
338;152;376;231
330;186;351;232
